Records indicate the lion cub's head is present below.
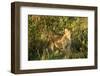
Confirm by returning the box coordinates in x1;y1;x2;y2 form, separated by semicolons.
64;29;71;40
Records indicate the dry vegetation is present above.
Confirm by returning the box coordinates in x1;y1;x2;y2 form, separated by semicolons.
28;15;88;60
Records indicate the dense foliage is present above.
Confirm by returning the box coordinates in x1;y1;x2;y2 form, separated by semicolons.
28;15;88;60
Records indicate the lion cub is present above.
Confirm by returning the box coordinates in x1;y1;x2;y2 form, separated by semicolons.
48;29;71;52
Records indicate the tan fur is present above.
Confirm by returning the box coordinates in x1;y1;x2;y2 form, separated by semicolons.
48;29;71;51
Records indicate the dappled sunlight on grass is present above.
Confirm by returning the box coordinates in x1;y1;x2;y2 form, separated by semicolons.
28;15;88;60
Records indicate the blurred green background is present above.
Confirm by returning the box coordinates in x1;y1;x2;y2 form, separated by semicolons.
28;15;88;60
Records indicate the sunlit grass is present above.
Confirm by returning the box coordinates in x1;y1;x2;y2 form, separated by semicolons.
28;49;87;60
28;15;88;60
